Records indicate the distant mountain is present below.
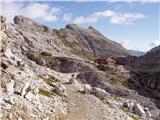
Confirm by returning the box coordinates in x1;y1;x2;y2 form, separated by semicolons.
128;50;145;56
148;45;160;53
11;15;129;61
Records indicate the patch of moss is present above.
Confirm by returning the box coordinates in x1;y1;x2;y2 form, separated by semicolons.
101;98;112;107
71;50;94;60
109;76;118;84
105;72;114;78
39;76;55;86
122;107;132;113
43;78;54;86
121;80;129;87
130;116;140;120
63;39;74;48
38;88;52;97
122;107;140;120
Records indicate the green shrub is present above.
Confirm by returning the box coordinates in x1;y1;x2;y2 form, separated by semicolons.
38;88;52;97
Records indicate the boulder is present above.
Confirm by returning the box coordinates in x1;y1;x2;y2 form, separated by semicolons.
0;15;6;23
4;48;22;64
0;16;6;31
82;84;92;94
40;51;52;56
4;48;14;60
25;91;35;101
148;109;160;119
133;103;145;116
6;80;15;95
68;74;78;84
55;84;66;96
21;82;30;97
93;87;109;99
4;96;15;104
123;100;135;109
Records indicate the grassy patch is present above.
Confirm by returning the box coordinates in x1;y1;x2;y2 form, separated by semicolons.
62;39;74;48
109;76;118;84
122;107;140;120
105;73;119;85
43;77;54;86
71;50;94;60
122;107;132;113
101;98;112;107
39;76;55;86
131;116;140;120
38;88;52;97
121;80;129;87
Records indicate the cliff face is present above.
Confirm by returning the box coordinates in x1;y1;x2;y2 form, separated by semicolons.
118;46;160;108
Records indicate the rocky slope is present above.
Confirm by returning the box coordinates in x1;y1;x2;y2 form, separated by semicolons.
117;46;160;109
0;15;160;120
149;45;160;53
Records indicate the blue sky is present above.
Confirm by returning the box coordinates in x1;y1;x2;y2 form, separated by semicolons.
1;0;160;52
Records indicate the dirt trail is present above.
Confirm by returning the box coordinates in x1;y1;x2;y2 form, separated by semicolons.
63;84;132;120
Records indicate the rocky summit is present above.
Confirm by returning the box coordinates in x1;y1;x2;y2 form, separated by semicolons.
0;15;160;120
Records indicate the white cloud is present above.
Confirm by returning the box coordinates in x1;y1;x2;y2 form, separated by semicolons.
93;10;115;17
1;1;61;23
120;40;147;52
63;13;72;21
110;13;145;24
72;10;145;24
120;39;160;52
73;16;98;24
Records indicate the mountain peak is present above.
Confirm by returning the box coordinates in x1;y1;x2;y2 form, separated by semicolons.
13;15;39;27
65;23;83;31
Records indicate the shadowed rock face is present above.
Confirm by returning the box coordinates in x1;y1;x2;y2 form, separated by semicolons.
119;46;160;108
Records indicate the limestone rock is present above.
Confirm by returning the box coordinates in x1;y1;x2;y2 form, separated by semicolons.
25;91;35;101
133;103;145;116
4;48;22;65
21;82;30;97
82;84;92;94
4;48;14;60
123;100;135;109
6;80;15;95
55;84;67;96
148;109;160;119
0;15;6;23
93;87;109;99
0;15;6;31
14;15;38;27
